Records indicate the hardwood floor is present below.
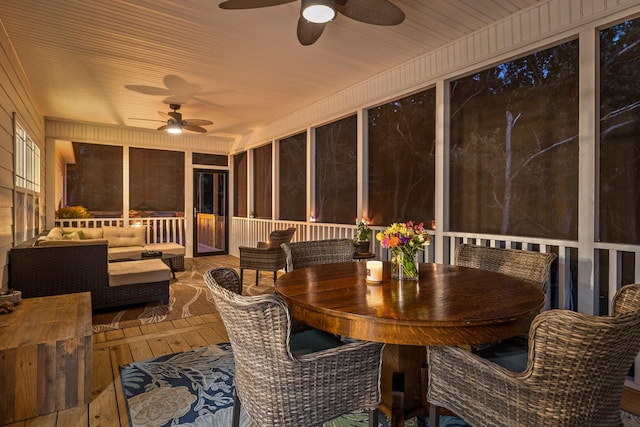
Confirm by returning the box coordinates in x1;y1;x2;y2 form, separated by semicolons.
1;255;266;427
6;254;640;427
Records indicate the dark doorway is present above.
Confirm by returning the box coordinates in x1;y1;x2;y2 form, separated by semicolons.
193;169;228;256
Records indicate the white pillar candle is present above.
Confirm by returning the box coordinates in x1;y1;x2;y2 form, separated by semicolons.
366;260;383;283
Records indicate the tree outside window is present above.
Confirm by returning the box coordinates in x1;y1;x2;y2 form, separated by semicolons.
233;152;247;217
449;40;579;240
253;144;272;219
279;132;307;221
599;19;640;245
368;89;436;226
314;115;357;224
67;142;123;217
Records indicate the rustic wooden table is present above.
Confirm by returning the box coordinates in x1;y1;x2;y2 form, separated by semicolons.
276;261;544;425
0;292;92;423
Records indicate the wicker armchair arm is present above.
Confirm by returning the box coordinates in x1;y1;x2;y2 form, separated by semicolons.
428;305;640;427
293;339;384;364
236;339;384;425
427;345;535;426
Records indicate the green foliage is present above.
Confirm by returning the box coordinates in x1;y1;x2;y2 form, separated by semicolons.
55;206;90;219
356;220;371;241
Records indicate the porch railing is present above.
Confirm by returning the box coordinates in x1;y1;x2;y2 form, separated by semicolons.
53;217;186;245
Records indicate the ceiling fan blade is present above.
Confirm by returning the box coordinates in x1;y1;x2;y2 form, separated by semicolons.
219;0;295;9
183;125;208;133
124;84;171;96
297;17;326;46
336;0;405;25
184;119;214;126
157;124;169;131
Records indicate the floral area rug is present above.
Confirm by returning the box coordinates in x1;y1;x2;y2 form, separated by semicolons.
92;256;276;333
120;342;470;427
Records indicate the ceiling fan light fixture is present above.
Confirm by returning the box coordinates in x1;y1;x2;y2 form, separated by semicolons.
166;121;182;134
301;0;335;24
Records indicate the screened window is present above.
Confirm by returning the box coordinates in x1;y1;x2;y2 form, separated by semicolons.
129;148;185;216
253;144;272;219
67;142;123;216
449;40;579;239
14;124;40;192
233;152;247;217
14;122;41;243
368;89;436;225
192;152;228;166
314;115;357;224
599;19;640;245
279;132;307;221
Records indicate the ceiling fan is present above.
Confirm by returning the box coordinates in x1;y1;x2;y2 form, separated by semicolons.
219;0;405;46
130;104;213;134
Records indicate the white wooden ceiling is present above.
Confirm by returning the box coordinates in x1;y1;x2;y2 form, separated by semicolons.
0;0;542;139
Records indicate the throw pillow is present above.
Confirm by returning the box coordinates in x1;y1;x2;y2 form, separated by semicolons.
63;230;85;239
46;227;64;239
62;231;83;240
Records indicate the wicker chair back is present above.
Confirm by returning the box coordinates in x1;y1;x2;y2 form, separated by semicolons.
204;267;385;427
262;227;296;249
427;283;640;427
282;238;354;272
455;244;557;293
238;227;296;286
204;267;242;295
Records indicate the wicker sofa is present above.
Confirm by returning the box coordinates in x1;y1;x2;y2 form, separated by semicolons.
8;228;178;309
35;226;185;269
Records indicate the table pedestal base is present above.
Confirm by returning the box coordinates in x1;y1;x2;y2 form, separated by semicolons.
380;344;428;425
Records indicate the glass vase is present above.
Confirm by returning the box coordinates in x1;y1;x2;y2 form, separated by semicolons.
391;250;419;281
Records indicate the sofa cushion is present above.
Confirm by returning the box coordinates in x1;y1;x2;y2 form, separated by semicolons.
108;246;146;261
64;227;103;240
108;259;170;287
103;226;146;247
143;243;186;256
37;238;109;247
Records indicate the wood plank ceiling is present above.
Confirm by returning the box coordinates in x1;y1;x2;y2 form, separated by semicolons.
0;0;542;139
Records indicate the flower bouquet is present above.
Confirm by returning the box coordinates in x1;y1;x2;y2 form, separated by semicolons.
376;221;431;281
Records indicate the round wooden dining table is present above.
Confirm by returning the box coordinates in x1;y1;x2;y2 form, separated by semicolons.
275;261;545;424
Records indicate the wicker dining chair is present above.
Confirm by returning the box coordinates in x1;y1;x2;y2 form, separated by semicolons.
281;238;354;272
455;244;557;350
427;283;640;427
454;244;557;293
204;267;385;427
238;227;296;286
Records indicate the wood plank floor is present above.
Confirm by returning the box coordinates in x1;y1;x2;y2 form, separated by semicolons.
8;254;640;427
1;255;267;427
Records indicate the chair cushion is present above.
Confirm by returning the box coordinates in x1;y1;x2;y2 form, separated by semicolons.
473;339;528;372
290;329;344;356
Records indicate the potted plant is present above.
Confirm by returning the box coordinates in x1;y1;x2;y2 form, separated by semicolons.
355;219;371;253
